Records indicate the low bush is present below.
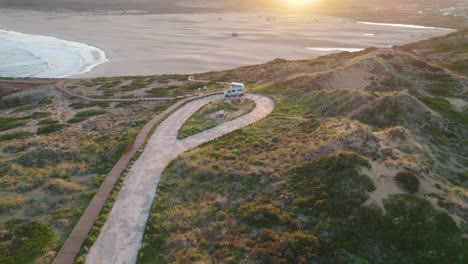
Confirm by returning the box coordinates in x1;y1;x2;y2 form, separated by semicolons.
21;112;51;120
251;229;319;263
0;196;26;213
14;149;79;168
288;152;374;216
0;131;33;142
395;171;420;193
238;197;284;226
418;96;467;128
0;221;54;264
0;118;26;132
381;194;464;263
37;124;67;135
75;109;107;118
69;101;109;109
37;119;59;125
67;117;87;124
46;179;84;194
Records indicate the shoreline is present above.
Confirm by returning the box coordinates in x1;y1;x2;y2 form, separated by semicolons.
0;9;457;78
0;28;109;78
356;21;455;31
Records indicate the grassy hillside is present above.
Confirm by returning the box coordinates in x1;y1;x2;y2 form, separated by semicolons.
138;30;468;263
401;28;468;75
1;30;467;263
0;78;196;263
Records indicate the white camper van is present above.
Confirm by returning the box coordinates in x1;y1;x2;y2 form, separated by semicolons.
225;82;245;97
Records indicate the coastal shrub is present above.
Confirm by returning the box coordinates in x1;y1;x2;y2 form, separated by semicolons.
116;101;139;108
250;229;318;263
37;124;67;135
21;112;51;120
238;197;284;226
75;109;107;118
67;117;87;124
288;152;373;216
46;179;84;194
11;98;53;112
3;145;22;154
426;79;462;97
395;171;420;193
0;131;33;142
0;196;26;213
93;133;134;174
0;221;54;264
381;194;464;264
37;119;59;125
69;101;109;109
0;117;26;132
418;96;467;128
14;149;79;168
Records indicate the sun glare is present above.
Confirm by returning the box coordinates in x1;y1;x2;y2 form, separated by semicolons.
281;0;318;8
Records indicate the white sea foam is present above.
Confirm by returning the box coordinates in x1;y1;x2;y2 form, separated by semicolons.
0;29;108;78
306;47;365;52
357;21;454;31
363;33;375;36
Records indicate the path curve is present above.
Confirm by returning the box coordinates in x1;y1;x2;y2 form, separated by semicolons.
86;94;274;264
53;92;221;264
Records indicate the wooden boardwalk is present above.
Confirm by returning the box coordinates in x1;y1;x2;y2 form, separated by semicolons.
54;80;199;102
0;77;225;263
0;78;201;102
52;92;222;264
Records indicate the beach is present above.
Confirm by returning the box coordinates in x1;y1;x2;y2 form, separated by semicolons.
0;8;454;78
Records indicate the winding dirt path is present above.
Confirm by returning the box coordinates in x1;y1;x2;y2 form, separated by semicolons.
85;94;274;264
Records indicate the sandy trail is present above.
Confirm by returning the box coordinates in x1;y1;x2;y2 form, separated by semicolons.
86;94;274;264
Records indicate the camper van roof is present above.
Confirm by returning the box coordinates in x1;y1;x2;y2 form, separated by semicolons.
231;82;244;86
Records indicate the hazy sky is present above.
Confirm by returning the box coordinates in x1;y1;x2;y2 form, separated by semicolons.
0;0;457;13
0;0;446;12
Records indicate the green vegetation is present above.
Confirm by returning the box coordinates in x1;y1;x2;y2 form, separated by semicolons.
37;124;68;135
0;196;26;213
75;109;107;118
69;101;110;109
9;97;52;112
21;111;51;120
418;96;467;128
4;30;468;264
139;125;466;263
37;119;59;125
0;221;55;264
13;149;79;168
0;79;172;264
67;117;87;124
0;117;26;132
178;99;255;139
137;30;468;262
395;171;420;194
0;131;33;142
46;179;84;194
289;152;374;216
426;76;463;97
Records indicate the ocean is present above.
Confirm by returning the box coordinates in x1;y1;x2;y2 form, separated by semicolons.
0;29;108;78
0;18;454;78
